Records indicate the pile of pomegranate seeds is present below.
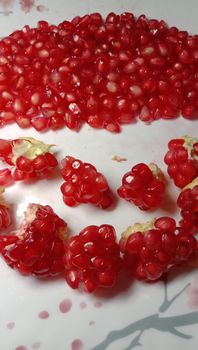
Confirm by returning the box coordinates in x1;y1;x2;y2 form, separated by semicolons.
0;12;198;132
64;225;122;292
117;163;165;210
164;136;198;188
177;177;198;235
0;204;67;277
0;187;11;230
0;137;58;183
120;217;198;281
60;156;113;208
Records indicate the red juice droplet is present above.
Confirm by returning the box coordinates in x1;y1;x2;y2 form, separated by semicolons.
71;339;83;350
38;310;49;319
32;342;41;349
7;322;15;330
94;301;103;308
59;299;72;313
80;302;87;309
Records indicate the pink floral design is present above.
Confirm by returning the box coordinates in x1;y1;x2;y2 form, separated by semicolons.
187;277;198;309
0;0;46;14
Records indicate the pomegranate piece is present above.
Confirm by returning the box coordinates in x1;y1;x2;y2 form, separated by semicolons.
0;204;68;277
0;168;14;186
0;13;198;132
164;136;198;188
60;156;113;209
0;137;58;181
64;224;122;292
117;163;165;210
120;217;198;281
177;177;198;235
0;186;11;230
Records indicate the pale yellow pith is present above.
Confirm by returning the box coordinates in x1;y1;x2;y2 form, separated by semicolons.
122;219;155;239
148;163;165;181
183;135;198;160
11;137;54;164
0;186;9;208
19;203;68;241
184;176;198;190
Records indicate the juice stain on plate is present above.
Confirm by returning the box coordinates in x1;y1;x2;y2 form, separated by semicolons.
31;342;41;349
71;339;83;350
7;321;15;329
80;302;87;309
38;310;49;319
59;299;72;313
94;301;103;308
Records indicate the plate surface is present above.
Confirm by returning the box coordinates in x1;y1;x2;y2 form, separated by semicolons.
0;1;197;349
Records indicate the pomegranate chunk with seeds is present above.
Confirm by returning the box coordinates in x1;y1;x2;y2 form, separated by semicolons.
117;163;165;210
0;204;68;277
120;217;198;281
177;177;198;235
0;168;14;186
0;137;58;181
0;13;198;132
60;156;113;209
64;224;122;292
0;186;11;230
164;136;198;188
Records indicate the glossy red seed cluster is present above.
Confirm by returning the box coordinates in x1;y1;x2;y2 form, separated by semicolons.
164;137;198;188
0;137;58;182
0;169;13;186
60;156;113;208
120;217;198;281
64;225;122;292
118;163;165;210
0;204;67;277
0;12;198;132
0;204;11;230
177;179;198;235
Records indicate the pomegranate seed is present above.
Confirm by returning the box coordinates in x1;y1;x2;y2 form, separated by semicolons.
164;136;198;188
64;224;122;292
177;177;198;235
120;217;198;281
0;203;68;277
0;169;14;186
60;156;113;209
118;163;165;210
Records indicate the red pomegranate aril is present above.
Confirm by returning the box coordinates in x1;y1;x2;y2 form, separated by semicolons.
60;156;113;209
0;169;14;186
30;117;49;131
177;177;198;235
164;136;198;188
118;163;165;210
16;156;33;173
64;224;121;292
120;217;198;282
0;203;68;277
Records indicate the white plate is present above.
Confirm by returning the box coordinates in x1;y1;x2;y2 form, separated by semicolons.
0;1;197;349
